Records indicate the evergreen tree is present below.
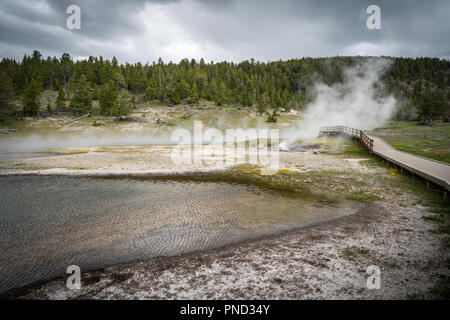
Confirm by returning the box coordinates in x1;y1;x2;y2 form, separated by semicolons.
66;77;76;100
0;71;14;114
113;71;126;89
176;79;190;101
257;93;269;115
419;89;448;121
92;85;100;100
56;86;66;111
145;86;157;101
1;50;449;120
188;82;199;104
216;81;226;106
69;74;92;114
22;78;40;116
266;110;278;123
100;80;118;115
111;92;132;122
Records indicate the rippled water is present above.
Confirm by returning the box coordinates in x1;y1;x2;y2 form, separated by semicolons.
0;176;357;293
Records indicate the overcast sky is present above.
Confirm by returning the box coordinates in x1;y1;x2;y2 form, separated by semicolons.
0;0;449;63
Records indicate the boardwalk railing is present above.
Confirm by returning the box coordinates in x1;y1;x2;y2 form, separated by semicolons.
319;125;449;198
319;126;374;153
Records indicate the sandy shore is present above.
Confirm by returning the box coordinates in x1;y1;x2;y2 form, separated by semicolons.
1;145;448;299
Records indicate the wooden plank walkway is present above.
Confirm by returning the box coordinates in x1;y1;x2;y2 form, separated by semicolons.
319;126;450;196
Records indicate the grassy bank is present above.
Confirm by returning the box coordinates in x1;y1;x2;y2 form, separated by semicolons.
368;121;450;163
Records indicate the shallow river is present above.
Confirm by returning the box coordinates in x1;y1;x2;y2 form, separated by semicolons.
0;176;357;293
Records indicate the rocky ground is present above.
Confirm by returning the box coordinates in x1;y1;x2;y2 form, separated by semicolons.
0;139;377;176
1;140;448;300
6;196;448;300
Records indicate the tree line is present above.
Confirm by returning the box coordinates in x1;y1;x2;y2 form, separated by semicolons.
0;50;448;122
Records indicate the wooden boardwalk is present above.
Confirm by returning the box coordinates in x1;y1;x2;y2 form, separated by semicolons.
319;126;450;197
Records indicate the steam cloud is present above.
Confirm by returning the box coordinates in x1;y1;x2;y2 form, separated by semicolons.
287;58;397;141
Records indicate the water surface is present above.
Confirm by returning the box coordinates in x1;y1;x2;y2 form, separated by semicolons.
0;176;356;293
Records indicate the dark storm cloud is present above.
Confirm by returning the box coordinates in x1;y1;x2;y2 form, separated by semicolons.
0;0;448;62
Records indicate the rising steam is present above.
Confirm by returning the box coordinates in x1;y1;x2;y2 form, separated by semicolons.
286;58;397;141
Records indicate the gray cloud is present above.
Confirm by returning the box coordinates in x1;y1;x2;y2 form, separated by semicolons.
0;0;448;63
